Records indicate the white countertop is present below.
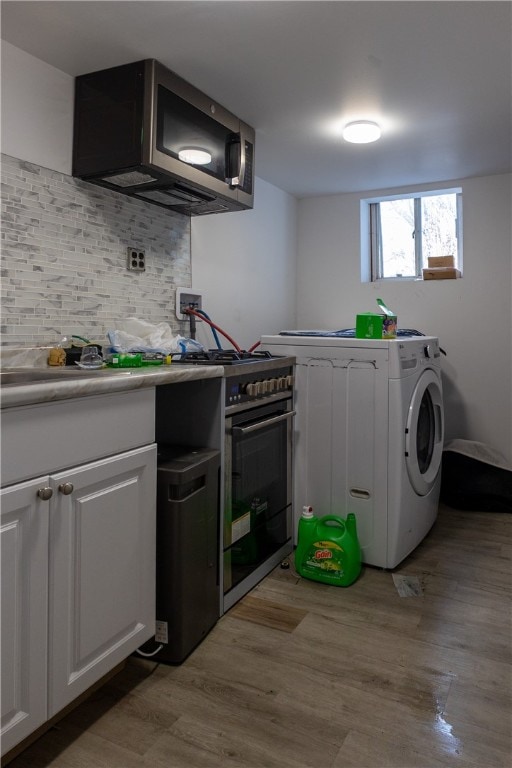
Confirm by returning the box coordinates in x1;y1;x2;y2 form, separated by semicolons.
0;364;224;409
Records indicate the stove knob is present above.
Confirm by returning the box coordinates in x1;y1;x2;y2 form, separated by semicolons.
278;376;287;390
268;378;276;392
260;380;268;394
286;375;294;389
246;382;257;397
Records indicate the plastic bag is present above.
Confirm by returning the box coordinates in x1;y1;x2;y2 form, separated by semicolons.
107;317;204;355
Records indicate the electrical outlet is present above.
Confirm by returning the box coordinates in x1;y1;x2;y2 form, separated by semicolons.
154;620;168;644
127;246;146;271
175;287;203;320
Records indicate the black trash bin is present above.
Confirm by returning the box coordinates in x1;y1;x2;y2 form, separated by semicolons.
137;445;221;664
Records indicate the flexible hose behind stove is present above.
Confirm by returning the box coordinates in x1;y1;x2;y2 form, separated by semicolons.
192;309;222;349
185;308;242;352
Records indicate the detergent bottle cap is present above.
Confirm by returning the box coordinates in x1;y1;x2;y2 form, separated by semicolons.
302;505;314;519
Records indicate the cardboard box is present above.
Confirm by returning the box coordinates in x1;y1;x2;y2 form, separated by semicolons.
427;255;455;268
356;298;398;339
356;313;383;339
422;267;461;280
376;298;397;339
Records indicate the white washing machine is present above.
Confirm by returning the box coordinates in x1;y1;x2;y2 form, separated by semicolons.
260;334;444;568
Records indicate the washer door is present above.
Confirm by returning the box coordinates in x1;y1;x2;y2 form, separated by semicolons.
405;369;444;496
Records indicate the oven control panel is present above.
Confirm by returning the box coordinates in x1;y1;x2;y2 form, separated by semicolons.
225;366;294;407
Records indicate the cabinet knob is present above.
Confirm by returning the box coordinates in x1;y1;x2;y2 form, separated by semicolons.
58;482;74;495
37;487;53;501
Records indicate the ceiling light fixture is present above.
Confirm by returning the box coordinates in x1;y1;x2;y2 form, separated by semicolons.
178;147;212;165
342;121;381;144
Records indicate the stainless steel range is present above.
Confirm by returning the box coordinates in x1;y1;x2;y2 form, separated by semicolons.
222;355;295;610
174;349;295;611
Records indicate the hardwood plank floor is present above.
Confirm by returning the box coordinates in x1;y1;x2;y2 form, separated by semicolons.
6;503;511;768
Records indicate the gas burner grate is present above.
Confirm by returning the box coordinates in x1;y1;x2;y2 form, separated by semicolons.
173;349;275;365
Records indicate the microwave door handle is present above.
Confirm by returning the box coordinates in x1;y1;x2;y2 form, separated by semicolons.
237;135;246;189
226;133;245;189
233;410;296;435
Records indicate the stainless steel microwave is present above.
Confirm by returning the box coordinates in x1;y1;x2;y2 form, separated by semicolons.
73;59;255;216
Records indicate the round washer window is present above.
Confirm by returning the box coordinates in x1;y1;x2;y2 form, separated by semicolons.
405;370;444;496
417;388;435;474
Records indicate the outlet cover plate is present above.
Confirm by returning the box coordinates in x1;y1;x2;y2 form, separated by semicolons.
127;247;146;271
175;287;203;320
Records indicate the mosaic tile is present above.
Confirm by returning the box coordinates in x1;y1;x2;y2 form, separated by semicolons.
1;154;191;347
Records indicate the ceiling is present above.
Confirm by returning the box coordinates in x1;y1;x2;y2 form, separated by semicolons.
1;1;511;198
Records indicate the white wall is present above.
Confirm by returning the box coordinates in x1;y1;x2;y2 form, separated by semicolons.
297;175;512;463
191;177;297;351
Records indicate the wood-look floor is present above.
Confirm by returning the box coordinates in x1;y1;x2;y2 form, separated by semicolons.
6;503;512;768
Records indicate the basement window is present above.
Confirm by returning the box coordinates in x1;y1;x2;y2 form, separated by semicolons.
361;189;463;281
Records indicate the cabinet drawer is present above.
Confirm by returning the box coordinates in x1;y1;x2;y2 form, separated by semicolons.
1;389;155;486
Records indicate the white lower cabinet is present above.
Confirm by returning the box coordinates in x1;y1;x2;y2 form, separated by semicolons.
0;444;157;756
1;477;50;754
48;445;156;715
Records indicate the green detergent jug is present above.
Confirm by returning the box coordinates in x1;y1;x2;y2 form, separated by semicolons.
295;506;362;587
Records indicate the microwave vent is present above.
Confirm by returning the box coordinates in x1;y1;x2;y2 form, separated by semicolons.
135;190;192;206
103;171;158;188
194;202;230;215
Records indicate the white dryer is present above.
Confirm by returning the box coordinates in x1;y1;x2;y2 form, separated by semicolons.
260;334;444;568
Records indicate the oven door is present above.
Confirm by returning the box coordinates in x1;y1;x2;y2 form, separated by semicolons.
224;400;294;602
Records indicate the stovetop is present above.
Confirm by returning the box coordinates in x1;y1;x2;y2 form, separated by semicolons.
172;349;278;365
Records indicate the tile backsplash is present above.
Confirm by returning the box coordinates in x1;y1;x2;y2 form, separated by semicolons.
1;154;191;347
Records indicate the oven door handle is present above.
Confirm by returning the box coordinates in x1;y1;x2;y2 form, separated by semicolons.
233;410;296;435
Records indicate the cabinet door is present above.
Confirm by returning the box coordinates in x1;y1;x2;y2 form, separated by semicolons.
48;445;156;717
294;358;388;563
1;478;49;756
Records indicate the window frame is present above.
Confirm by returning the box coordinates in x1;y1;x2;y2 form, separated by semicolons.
361;188;463;283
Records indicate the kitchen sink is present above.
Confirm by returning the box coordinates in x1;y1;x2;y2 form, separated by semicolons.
0;368;134;386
